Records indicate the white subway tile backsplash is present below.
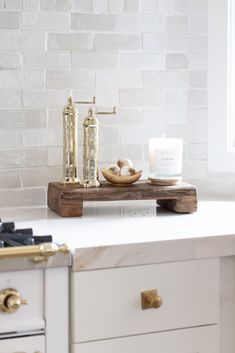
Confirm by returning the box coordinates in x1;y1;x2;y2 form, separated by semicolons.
72;52;119;69
188;143;207;160
188;0;208;14
0;0;213;205
0;31;45;50
96;70;141;89
4;0;22;9
143;33;188;51
0;130;21;148
0;51;21;69
48;33;93;51
139;0;156;13
22;12;70;31
0;110;47;128
124;0;138;13
189;53;207;70
72;0;91;12
23;52;70;70
166;89;188;106
188;107;208;125
92;0;107;14
71;14;117;31
189;71;207;88
116;107;143;125
0;70;44;89
187;123;207;143
48;146;62;166
99;145;120;163
188;89;207;106
99;126;120;145
143;107;166;125
0;11;19;29
108;0;124;14
0;188;46;208
166;53;188;69
165;16;188;33
120;144;144;162
120;52;164;69
164;106;188;124
41;0;70;11
143;106;188;125
166;124;187;139
72;88;119;106
47;109;62;127
0;170;21;188
119;14;163;33
0;90;21;109
158;0;188;14
95;33;141;50
3;68;22;89
189;15;207;34
188;35;207;52
47;71;95;89
22;166;62;187
120;89;165;106
22;128;62;147
121;124;166;143
0;149;47;168
23;89;68;108
23;0;39;11
183;160;207;179
23;71;45;89
143;70;188;88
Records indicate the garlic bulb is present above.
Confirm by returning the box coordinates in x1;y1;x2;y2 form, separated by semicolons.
129;168;136;175
117;159;124;168
122;159;134;168
108;164;120;175
120;166;132;176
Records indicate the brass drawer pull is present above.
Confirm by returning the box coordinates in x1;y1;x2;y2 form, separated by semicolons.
141;289;162;309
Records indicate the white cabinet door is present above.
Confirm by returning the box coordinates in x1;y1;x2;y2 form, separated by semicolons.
0;336;45;353
71;259;219;342
72;325;219;353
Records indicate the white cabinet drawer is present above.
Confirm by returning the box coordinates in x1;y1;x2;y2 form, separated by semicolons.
71;259;219;342
0;335;45;353
72;325;219;353
0;270;44;333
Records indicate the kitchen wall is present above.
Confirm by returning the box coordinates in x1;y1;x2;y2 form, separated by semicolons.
0;0;211;208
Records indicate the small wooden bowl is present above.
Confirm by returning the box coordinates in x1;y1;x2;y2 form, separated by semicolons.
102;168;143;186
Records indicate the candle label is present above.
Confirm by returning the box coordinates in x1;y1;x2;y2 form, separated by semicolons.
152;149;182;175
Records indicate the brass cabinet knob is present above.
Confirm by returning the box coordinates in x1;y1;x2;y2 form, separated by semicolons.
141;289;162;310
0;288;28;313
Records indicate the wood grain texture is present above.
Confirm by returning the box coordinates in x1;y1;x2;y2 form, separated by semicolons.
47;181;197;217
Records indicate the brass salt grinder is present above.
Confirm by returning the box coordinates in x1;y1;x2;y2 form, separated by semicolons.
62;96;96;184
83;106;117;188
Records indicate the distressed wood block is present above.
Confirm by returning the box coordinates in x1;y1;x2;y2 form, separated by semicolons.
48;181;197;217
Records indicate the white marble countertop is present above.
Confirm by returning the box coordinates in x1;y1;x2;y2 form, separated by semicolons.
1;199;235;247
2;199;235;271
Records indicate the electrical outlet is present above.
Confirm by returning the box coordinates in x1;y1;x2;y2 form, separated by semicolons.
125;207;155;218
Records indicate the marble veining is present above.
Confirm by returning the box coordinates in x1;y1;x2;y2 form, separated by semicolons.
1;200;235;271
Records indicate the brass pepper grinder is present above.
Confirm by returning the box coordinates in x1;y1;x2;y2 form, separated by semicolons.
83;106;117;188
62;96;96;184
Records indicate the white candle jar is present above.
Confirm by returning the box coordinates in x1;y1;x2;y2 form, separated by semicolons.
149;138;183;180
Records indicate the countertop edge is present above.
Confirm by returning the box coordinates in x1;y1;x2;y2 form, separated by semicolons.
72;234;235;271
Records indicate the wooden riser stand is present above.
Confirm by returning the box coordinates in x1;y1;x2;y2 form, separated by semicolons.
47;181;197;217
